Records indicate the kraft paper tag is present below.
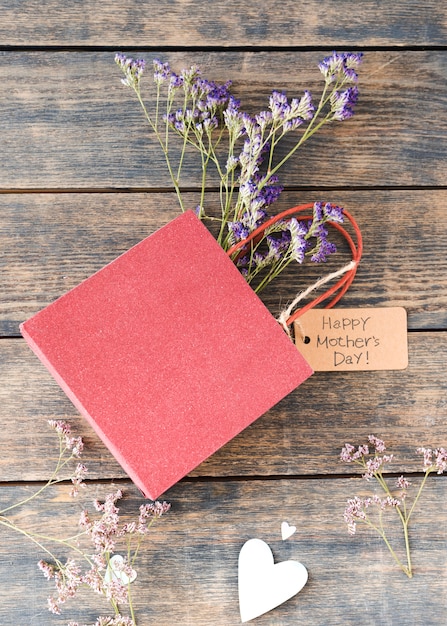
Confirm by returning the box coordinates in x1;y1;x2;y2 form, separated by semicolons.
294;307;408;371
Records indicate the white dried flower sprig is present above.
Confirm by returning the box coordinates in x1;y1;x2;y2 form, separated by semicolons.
341;435;447;578
0;420;170;625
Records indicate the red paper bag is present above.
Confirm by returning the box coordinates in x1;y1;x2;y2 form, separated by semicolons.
21;211;312;499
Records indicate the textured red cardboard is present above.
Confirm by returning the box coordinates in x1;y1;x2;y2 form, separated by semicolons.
20;211;313;499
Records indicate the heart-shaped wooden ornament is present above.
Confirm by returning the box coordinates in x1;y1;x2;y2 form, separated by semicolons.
238;538;308;623
104;554;137;585
281;521;297;541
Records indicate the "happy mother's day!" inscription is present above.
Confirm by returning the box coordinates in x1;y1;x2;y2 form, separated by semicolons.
295;307;408;371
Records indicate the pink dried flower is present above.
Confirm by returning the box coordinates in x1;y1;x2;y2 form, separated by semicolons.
434;447;447;474
103;579;129;605
363;456;383;480
343;496;367;535
67;436;84;457
417;446;447;474
368;434;386;453
342;437;447;578
96;616;134;626
396;475;410;490
363;453;393;481
82;565;105;594
79;509;92;530
340;442;369;463
47;596;61;614
138;500;171;533
416;446;433;470
70;462;88;496
38;559;55;580
48;419;71;436
92;553;107;570
87;490;124;552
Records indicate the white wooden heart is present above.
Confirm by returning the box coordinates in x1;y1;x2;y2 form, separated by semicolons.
281;521;297;541
104;554;137;585
238;538;308;623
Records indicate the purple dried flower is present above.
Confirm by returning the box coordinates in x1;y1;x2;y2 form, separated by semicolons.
153;59;171;84
228;221;250;242
115;53;146;89
293;90;314;121
288;218;308;263
310;238;337;263
269;90;289;120
319;51;363;84
266;229;292;258
330;86;359;121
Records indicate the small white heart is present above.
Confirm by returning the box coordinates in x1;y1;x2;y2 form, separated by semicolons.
238;538;308;623
104;554;137;585
281;521;297;541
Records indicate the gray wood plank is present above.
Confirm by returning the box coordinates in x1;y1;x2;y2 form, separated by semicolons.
1;478;447;624
0;51;445;188
1;330;446;481
1;0;446;46
1;190;447;335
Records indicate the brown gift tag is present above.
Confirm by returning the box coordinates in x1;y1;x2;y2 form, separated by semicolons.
294;307;408;371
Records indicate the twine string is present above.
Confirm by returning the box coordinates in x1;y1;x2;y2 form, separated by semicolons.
276;260;357;335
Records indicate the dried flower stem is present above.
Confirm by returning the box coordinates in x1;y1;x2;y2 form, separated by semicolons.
1;420;170;625
115;52;363;293
341;436;447;578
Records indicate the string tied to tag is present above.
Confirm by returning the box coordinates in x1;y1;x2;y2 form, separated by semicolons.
227;203;363;334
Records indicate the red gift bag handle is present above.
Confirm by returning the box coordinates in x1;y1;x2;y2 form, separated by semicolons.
227;203;363;327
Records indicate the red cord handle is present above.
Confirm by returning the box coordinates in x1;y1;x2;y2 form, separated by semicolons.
227;203;363;327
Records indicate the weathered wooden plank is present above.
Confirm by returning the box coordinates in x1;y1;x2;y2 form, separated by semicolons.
1;190;447;335
1;330;445;482
1;0;446;46
0;51;445;188
1;478;447;625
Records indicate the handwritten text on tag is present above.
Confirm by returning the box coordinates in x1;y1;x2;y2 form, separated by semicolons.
294;307;408;371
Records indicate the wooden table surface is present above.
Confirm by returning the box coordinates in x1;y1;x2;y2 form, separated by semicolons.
1;2;447;624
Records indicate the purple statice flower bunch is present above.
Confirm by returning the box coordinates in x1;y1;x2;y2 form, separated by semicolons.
234;201;344;292
115;51;362;292
0;420;170;625
341;435;447;578
319;51;362;120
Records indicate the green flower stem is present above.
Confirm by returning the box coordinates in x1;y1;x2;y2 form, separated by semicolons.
0;517;65;566
0;451;76;516
0;516;94;568
134;89;186;212
407;469;432;521
360;511;411;578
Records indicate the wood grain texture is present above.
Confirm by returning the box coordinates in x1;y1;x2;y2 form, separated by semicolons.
1;478;447;625
1;0;446;47
1;2;446;623
1;330;445;482
0;51;445;189
1;190;447;336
